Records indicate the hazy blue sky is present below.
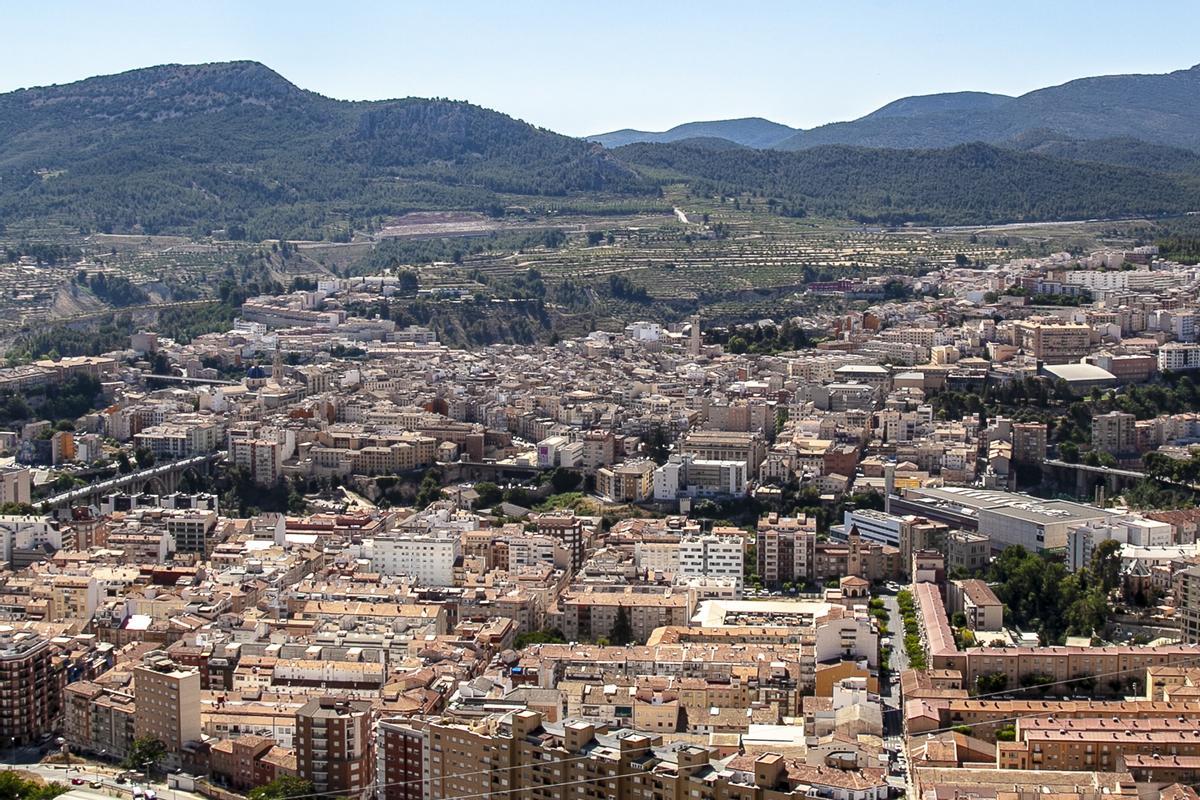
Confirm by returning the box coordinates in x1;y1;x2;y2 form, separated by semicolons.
5;1;1200;136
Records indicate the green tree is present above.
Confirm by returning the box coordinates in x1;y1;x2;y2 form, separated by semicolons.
248;776;315;800
549;468;582;494
472;482;503;508
0;771;68;800
611;605;634;646
414;469;444;508
1092;538;1123;593
124;736;166;773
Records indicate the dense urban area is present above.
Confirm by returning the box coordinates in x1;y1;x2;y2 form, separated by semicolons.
8;49;1200;800
1;235;1200;800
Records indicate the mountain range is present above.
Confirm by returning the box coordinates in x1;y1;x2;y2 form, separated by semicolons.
591;63;1200;153
0;61;646;238
1;61;1199;239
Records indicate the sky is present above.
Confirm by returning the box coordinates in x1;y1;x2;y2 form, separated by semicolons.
4;1;1200;137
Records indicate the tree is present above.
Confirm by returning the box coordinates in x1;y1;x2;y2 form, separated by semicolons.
124;736;166;773
611;605;634;646
1092;538;1123;593
117;452;133;474
0;771;68;800
473;482;503;509
975;672;1008;695
133;447;156;468
549;468;582;494
414;469;444;509
248;776;315;800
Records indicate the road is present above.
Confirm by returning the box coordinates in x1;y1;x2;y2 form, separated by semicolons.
882;591;909;674
878;588;909;785
673;207;689;225
8;763;205;800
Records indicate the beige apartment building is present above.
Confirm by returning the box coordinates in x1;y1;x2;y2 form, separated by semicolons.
1014;320;1093;364
133;651;201;766
385;711;886;800
679;430;767;478
553;586;694;644
1092;410;1137;456
596;460;656;503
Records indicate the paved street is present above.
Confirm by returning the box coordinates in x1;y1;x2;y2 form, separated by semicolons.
878;587;909;789
7;763;205;800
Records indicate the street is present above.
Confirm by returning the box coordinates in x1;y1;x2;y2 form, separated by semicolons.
7;763;206;800
877;587;909;788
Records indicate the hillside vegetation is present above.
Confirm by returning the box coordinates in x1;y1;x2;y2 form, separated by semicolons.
3;61;1200;238
0;62;649;239
616;141;1200;225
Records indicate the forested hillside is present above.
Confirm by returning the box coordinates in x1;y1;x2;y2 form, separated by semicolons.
3;61;1200;237
0;62;649;239
616;141;1200;224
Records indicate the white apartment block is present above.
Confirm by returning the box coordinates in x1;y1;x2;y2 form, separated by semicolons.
370;533;461;586
1160;343;1200;372
678;534;744;587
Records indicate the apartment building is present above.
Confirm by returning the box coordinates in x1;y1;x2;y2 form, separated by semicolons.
946;530;991;575
1180;565;1200;644
370;532;460;586
64;680;136;761
410;711;886;800
679;430;766;478
0;467;31;507
998;717;1200;772
1013;320;1092;364
133;651;201;767
677;533;744;588
553;586;694;644
898;517;949;568
1092;411;1137;456
596;460;656;503
947;579;1004;631
1012;422;1048;464
134;417;224;459
535;512;585;572
756;513;817;587
0;626;60;744
229;438;283;485
295;697;374;797
376;719;425;800
1160;342;1200;372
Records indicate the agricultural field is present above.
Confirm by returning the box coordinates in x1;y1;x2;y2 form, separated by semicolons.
0;198;1171;351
